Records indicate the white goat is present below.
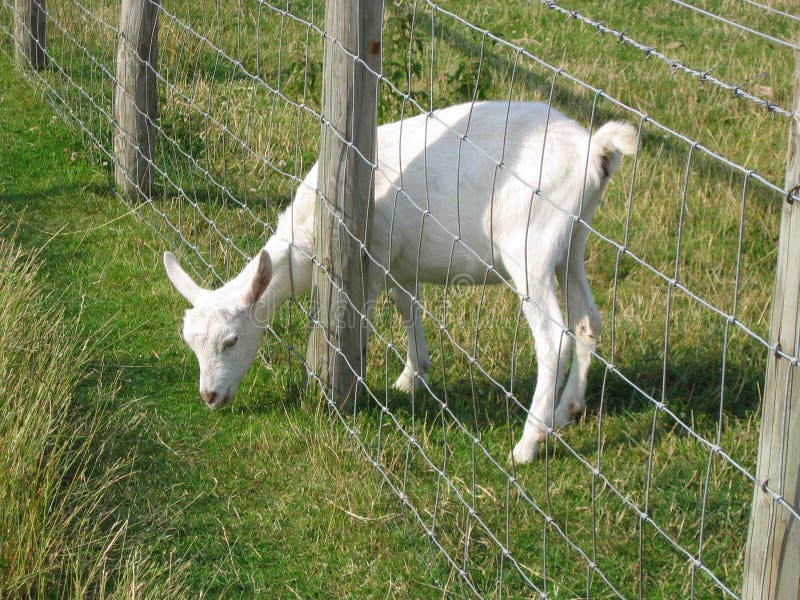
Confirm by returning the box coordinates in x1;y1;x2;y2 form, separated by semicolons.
163;101;637;463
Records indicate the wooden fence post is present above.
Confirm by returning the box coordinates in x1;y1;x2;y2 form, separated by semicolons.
742;41;800;600
113;0;159;199
306;0;383;410
13;0;47;70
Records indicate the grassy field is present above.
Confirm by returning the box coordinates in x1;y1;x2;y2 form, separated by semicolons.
0;56;443;598
2;0;798;597
0;63;192;597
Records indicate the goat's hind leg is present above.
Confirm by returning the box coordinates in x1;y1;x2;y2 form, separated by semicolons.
553;254;601;429
392;283;431;392
508;268;572;464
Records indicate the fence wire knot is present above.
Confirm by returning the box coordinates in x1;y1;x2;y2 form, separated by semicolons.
785;183;800;205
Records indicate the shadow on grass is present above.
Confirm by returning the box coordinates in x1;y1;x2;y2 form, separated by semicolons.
342;344;762;452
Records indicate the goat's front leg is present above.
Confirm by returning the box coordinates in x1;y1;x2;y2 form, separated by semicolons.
510;282;571;464
391;283;431;392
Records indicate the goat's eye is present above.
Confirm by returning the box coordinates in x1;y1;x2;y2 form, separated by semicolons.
222;336;238;350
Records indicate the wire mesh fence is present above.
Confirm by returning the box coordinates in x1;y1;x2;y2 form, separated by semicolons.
3;0;800;597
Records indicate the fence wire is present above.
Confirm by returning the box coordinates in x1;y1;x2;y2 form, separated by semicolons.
3;0;799;597
537;0;796;118
669;0;800;50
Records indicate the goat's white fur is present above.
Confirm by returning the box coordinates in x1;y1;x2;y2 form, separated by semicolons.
164;101;637;463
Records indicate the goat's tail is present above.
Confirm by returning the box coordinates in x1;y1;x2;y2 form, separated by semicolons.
590;121;639;178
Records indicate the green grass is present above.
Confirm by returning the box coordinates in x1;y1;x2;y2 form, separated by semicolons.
2;0;795;597
0;54;443;598
0;230;190;595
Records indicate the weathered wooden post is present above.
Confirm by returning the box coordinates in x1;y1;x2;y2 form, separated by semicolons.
306;0;383;410
113;0;159;199
742;41;800;600
13;0;47;70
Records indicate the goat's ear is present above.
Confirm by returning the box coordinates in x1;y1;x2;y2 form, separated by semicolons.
163;252;206;305
242;250;272;305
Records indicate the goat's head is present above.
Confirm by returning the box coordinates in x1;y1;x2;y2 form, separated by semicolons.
163;250;273;408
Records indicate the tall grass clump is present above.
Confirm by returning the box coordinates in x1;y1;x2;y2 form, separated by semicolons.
0;236;188;599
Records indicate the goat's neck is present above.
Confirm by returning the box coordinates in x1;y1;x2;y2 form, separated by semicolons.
268;233;312;300
233;230;311;315
230;198;314;316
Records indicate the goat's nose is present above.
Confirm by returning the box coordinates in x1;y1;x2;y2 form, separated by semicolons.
201;389;217;406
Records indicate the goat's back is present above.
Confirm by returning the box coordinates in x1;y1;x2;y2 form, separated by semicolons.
284;102;628;285
371;102;602;284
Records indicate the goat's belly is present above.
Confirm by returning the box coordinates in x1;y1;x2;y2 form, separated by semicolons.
416;258;507;286
385;216;506;286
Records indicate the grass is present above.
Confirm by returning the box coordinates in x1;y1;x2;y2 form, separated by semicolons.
0;53;442;598
0;233;191;597
1;0;796;597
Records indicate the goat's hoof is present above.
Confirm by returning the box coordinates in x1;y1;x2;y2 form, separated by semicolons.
568;401;585;417
508;440;539;465
392;371;421;393
393;379;414;393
